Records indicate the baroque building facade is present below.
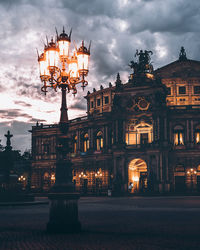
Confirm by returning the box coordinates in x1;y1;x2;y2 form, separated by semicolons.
31;48;200;194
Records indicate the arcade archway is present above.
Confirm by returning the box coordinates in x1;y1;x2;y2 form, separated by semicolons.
128;158;148;193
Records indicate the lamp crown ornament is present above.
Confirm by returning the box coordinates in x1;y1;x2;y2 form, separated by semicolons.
37;27;91;96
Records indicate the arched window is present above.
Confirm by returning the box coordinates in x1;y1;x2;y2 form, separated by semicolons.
96;131;103;151
83;133;89;152
195;125;200;144
173;125;184;145
72;135;77;153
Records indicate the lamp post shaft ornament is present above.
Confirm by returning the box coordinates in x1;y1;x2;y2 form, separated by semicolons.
37;27;91;233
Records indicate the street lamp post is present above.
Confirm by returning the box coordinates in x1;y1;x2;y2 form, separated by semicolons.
37;27;91;233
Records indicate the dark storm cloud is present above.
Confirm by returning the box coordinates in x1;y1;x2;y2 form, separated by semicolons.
0;109;33;120
14;101;32;107
69;100;86;110
1;0;200;152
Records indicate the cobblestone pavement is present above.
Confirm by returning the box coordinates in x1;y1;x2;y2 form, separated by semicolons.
0;196;200;249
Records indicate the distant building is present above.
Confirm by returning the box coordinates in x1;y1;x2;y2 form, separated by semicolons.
31;48;200;194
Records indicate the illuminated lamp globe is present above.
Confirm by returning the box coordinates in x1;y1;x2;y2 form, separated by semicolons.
69;52;79;82
77;41;90;76
38;53;49;81
57;28;71;59
45;39;59;74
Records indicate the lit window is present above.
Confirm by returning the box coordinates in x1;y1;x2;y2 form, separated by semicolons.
126;122;153;145
194;86;200;95
97;98;101;106
195;125;200;144
173;125;184;145
179;86;186;95
96;131;103;150
104;96;109;104
73;136;77;153
195;132;200;144
83;133;89;152
50;173;55;185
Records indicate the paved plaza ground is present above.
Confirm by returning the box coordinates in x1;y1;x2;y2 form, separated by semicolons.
0;196;200;249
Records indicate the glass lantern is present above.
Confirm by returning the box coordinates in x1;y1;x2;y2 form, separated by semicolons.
69;52;79;81
38;53;49;81
45;39;59;74
57;28;71;59
77;41;90;76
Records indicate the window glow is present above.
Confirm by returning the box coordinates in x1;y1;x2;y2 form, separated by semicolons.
73;136;77;153
195;132;200;143
96;131;103;151
174;132;184;145
126;122;153;145
83;134;89;152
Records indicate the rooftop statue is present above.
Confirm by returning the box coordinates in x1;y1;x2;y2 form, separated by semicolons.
4;130;13;151
129;49;153;75
179;46;187;61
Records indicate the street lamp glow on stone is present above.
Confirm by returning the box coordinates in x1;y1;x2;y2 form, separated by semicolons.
37;27;91;233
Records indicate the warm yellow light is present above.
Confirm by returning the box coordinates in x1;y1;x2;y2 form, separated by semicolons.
39;60;48;76
196;132;200;143
69;61;78;79
77;53;89;74
179;133;184;145
174;133;178;145
46;49;59;69
58;40;70;58
38;53;49;81
51;174;55;180
132;176;139;182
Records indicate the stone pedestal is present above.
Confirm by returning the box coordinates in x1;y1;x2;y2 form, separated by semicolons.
47;193;81;233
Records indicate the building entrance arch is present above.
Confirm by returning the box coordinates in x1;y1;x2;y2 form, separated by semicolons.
128;158;148;193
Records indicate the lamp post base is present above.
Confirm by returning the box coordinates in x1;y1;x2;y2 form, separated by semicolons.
47;193;81;233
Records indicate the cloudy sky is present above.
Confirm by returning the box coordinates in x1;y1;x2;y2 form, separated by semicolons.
0;0;200;152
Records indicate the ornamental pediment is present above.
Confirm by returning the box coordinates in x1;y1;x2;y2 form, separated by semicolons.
113;94;151;112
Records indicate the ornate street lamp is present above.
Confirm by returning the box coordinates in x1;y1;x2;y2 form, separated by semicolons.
37;27;91;233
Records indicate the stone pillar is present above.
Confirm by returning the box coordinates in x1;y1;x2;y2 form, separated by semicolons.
105;126;108;147
186;119;189;143
164;117;167;141
89;127;93;149
157;117;160;140
116;120;118;143
77;130;81;152
191;120;194;143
